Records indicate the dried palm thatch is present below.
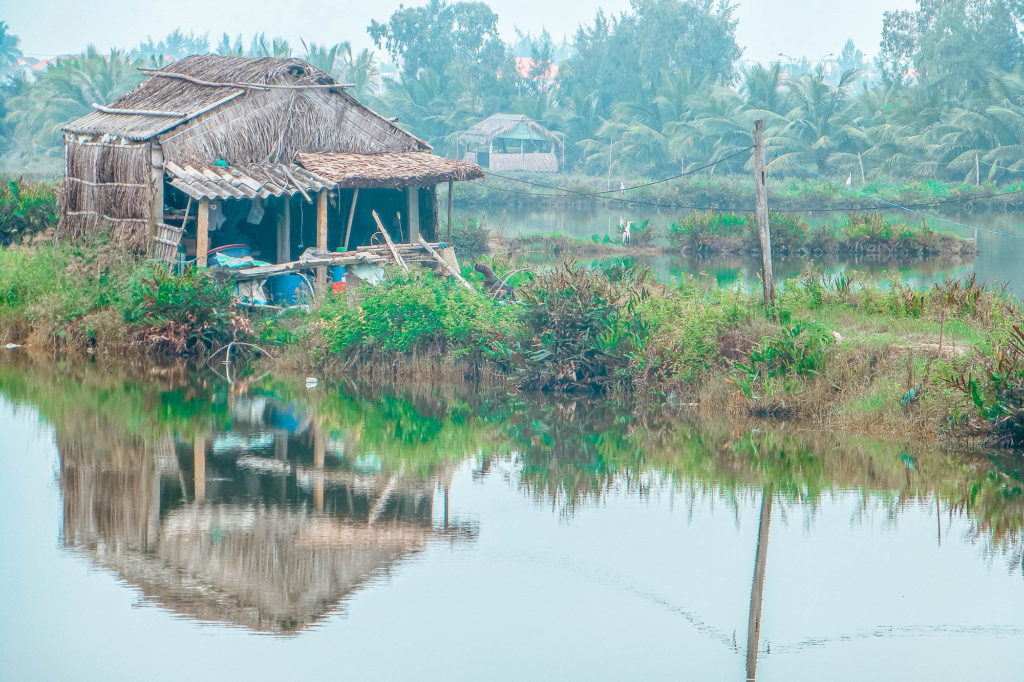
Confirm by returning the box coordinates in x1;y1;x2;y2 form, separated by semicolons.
296;151;483;188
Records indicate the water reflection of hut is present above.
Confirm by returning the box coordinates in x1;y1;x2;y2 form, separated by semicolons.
58;396;472;634
61;55;482;267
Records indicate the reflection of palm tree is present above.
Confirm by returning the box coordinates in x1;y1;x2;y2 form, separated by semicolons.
746;485;773;682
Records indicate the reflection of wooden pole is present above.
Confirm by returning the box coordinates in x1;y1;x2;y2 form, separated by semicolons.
343;188;359;251
193;435;206;502
314;427;325;513
196;198;210;267
746;487;773;682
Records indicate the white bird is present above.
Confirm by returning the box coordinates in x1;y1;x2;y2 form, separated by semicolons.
622;221;632;245
845;173;853;186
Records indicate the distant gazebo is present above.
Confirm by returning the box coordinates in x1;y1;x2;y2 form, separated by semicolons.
459;114;562;172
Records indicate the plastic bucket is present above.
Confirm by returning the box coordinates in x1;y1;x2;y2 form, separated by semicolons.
268;274;310;305
330;265;346;294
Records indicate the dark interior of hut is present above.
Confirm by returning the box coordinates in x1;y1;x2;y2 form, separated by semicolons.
164;184;439;265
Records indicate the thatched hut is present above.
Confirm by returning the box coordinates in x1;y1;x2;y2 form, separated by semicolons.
459;113;562;172
61;55;482;266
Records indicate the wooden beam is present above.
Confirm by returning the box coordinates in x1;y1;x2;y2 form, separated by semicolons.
419;237;474;292
277;197;290;263
344;188;359;251
139;69;355;90
407;187;420;242
93;102;186;117
196;198;210;267
372;210;408;273
316;189;329;292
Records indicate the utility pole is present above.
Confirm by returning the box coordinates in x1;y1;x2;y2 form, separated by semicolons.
858;152;866;186
975;154;981;187
754;120;774;307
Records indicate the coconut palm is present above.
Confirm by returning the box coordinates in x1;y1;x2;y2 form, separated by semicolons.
0;22;22;78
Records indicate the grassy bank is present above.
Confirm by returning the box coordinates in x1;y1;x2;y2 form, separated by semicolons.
1;236;1021;448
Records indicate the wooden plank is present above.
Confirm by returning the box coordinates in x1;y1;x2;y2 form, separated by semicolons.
197;198;210;267
277;197;290;263
419;237;474;292
372;210;408;273
229;253;386;280
407;187;420;242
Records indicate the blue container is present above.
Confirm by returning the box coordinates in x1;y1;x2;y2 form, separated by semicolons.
210;244;252;259
268;274;310;305
329;265;345;283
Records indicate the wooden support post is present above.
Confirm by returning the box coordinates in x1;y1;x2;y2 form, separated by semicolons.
316;188;328;293
976;153;981;187
277;197;290;263
344;187;359;251
197;198;210;267
193;435;206;502
407;186;420;242
858;152;866;185
149;142;164;233
447;180;454;242
753;120;774;307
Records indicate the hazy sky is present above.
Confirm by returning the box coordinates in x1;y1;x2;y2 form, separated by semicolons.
8;0;916;63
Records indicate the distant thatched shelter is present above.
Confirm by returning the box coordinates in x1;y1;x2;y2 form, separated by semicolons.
62;55;482;265
459;113;562;172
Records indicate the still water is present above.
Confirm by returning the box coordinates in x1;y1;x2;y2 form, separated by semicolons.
2;361;1024;680
467;204;1024;297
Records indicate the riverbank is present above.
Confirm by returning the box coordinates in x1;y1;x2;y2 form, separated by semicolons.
471;211;977;260
1;236;1020;448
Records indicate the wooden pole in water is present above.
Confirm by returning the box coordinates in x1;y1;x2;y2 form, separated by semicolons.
314;425;325;513
447;180;454;242
746;486;773;682
196;198;210;268
976;153;981;187
754;120;774;306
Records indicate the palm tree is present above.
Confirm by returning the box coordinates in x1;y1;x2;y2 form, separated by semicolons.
778;66;862;174
0;22;22;78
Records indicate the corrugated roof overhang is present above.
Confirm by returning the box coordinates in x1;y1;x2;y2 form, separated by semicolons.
165;161;335;201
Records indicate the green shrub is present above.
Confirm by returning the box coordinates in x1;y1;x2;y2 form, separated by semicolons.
516;260;652;392
122;266;240;353
448;217;490;258
0;178;58;246
320;269;519;358
733;320;835;399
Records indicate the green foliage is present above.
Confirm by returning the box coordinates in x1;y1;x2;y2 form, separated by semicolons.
320;269;519;357
0;177;56;245
515;260;652;392
448;216;489;258
948;324;1024;445
122;266;239;353
733;321;835;398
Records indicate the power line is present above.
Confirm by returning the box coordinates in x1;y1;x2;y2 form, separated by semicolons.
776;156;1024;240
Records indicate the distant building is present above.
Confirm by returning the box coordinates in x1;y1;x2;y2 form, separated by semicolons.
459;113;562;173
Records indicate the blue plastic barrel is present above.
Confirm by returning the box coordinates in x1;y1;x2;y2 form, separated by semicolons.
268;274;309;305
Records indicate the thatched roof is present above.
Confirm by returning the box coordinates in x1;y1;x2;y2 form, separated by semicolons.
459;113;560;146
63;55;426;152
296;151;483;188
165;160;335;200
